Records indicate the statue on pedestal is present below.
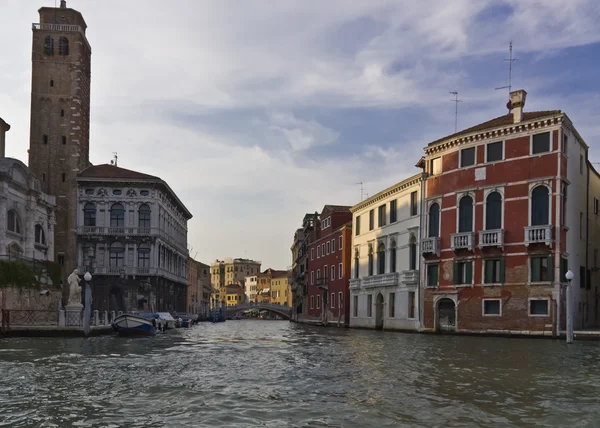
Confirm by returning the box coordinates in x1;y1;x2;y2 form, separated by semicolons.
66;269;82;307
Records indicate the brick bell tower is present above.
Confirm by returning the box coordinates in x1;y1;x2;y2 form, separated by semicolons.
28;0;91;282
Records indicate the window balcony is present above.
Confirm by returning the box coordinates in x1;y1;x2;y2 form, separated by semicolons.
401;270;419;285
362;272;399;288
77;226;157;236
451;232;475;251
479;229;504;249
525;225;552;246
421;237;440;257
349;278;361;289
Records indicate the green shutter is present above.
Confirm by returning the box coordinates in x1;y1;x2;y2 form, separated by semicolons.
433;265;439;286
499;259;505;284
453;262;459;285
532;257;540;282
465;261;473;284
547;255;554;281
484;260;492;284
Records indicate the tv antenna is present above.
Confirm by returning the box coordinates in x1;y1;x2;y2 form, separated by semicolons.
495;41;519;95
449;91;462;133
356;182;365;201
110;152;118;166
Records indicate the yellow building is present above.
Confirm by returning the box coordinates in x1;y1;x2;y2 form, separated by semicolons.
225;284;245;307
270;270;292;307
211;257;261;301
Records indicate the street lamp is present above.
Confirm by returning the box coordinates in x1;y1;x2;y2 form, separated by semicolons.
565;269;574;344
84;271;92;283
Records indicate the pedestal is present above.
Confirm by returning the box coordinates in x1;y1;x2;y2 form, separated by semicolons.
64;303;84;327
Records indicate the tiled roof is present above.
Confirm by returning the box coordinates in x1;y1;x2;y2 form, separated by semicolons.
427;110;562;147
78;164;159;180
322;205;352;213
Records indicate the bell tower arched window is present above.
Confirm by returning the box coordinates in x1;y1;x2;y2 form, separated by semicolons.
58;37;69;56
44;36;54;56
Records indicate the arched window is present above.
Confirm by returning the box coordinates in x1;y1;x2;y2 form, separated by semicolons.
35;225;46;246
44;36;54;56
7;210;21;235
109;242;125;267
83;203;96;227
428;203;440;237
368;246;374;276
354;249;359;279
409;235;417;271
138;204;151;230
110;203;125;228
377;243;386;274
390;240;397;273
458;195;473;232
138;244;151;268
531;186;550;226
43;134;48;145
485;192;502;230
58;37;69;56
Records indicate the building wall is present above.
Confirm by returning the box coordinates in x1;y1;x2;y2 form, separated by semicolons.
349;174;422;330
245;275;258;302
211;258;261;301
587;164;600;328
270;273;291;306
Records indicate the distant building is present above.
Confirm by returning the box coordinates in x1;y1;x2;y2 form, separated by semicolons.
210;258;261;301
225;283;245;306
188;258;210;313
75;164;192;313
290;213;319;322
245;275;258;303
255;268;288;304
270;270;292;306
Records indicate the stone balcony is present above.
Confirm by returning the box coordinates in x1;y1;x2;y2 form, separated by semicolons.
401;270;419;286
349;278;361;289
524;225;552;246
451;232;475;251
77;226;157;237
479;229;504;249
421;237;440;257
362;272;399;289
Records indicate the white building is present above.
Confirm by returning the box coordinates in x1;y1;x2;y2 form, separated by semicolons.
349;173;424;330
245;275;258;302
75;164;192;313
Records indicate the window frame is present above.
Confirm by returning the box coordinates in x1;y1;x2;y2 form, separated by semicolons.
485;141;504;163
428;201;441;238
457;194;474;233
528;298;550;317
453;260;473;286
529;184;552;227
429;157;442;175
7;210;22;235
426;263;439;287
339;236;342;249
369;209;374;231
530;131;552;155
34;224;47;246
378;204;386;228
331;239;335;253
390;199;397;223
408;291;416;319
482;299;502;317
530;255;553;283
330;292;335;309
410;191;418;217
310;295;314;309
483;258;505;285
484;190;503;230
459;146;476;168
330;265;335;281
338;263;343;279
355;215;360;236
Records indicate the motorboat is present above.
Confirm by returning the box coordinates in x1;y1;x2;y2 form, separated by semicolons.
112;314;156;336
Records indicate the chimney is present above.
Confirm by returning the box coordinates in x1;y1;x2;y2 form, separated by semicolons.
60;0;67;8
510;89;527;123
0;117;10;159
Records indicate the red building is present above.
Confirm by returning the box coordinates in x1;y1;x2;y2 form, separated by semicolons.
306;205;352;325
421;89;591;334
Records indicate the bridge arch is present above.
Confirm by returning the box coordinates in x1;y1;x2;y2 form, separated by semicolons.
225;303;291;320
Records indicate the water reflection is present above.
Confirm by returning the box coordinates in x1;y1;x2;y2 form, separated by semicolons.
0;321;599;427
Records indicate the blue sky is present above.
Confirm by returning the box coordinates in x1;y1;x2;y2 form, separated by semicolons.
1;0;600;269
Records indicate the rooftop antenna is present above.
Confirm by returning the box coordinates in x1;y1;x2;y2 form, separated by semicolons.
356;182;365;201
112;152;118;166
449;91;462;133
495;41;519;96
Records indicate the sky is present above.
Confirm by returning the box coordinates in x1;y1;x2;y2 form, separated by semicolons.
1;0;600;270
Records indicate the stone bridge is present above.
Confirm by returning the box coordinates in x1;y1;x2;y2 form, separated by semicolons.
226;303;291;320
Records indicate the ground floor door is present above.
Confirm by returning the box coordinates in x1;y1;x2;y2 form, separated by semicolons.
375;293;384;330
437;298;456;332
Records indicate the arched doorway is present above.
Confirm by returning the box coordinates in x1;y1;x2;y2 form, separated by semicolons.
375;293;384;330
437;298;456;332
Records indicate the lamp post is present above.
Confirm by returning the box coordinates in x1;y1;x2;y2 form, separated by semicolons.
565;269;574;344
83;271;92;334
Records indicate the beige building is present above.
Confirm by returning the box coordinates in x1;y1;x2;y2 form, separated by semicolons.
211;258;261;301
270;271;292;307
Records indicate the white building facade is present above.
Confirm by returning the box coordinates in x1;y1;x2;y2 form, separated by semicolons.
245;275;258;302
349;173;424;330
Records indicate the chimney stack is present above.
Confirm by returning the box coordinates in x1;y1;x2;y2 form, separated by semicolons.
0;117;10;159
510;89;527;123
60;0;67;9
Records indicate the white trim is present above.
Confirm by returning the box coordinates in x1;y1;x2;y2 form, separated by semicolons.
482;298;502;316
529;130;553;156
484;140;505;163
326;241;330;255
459;146;476;168
483;187;505;230
310;248;314;260
528;298;550;317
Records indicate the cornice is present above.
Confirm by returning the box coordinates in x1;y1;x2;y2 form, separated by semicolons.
351;173;423;213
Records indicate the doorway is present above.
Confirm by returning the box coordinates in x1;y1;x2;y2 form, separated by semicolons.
437;298;456;332
375;293;384;330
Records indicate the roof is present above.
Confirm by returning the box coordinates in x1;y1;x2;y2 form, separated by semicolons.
322;205;352;213
427;110;562;148
78;164;159;180
351;173;423;213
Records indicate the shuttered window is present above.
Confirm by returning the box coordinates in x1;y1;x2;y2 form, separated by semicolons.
485;192;502;230
531;186;550;226
458;196;473;232
428;203;440;237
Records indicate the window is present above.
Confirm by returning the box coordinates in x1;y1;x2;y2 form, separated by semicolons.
310;296;314;309
139;204;151;230
83;203;96;227
430;157;442;175
61;109;65;117
595;198;599;215
454;261;473;285
61;173;66;182
580;266;585;289
110;203;125;228
321;244;325;257
483;299;501;316
563;134;568;153
50;80;54;87
112;189;122;196
331;239;335;253
562;183;568;225
367;295;372;317
369;209;374;231
458;195;474;233
138;244;150;268
410;191;418;216
140;190;149;196
353;296;358;317
531;186;550;226
390;200;397;223
529;299;549;316
389;293;395;317
7;210;21;234
377;243;385;274
460;147;475;167
42;173;45;182
34;225;46;246
311;271;314;285
58;37;69;55
354;251;359;279
368;249;374;276
109;242;125;267
316;295;321;309
530;255;553;282
390;242;397;273
338;263;343;279
428;203;440;237
378;204;386;227
408;292;415;318
580;154;585;175
355;216;361;236
331;293;335;308
326;241;330;255
532;132;550;154
58;254;65;265
44;36;54;55
339;292;343;308
331;265;335;281
311;248;314;260
317;246;321;258
408;236;417;271
486;141;503;162
62;136;66;145
339;236;342;249
485;192;502;230
484;259;504;284
427;264;439;287
85;189;94;195
580;212;584;238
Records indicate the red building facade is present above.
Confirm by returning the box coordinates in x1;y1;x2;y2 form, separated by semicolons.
421;90;589;334
306;205;352;325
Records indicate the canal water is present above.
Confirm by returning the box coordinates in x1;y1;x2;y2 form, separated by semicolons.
1;321;599;427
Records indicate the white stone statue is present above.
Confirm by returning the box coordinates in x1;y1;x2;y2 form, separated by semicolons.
66;269;82;307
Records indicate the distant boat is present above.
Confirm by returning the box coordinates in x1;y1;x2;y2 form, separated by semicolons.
138;312;176;330
112;314;156;336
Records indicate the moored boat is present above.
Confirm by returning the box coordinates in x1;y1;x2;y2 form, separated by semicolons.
112;314;156;336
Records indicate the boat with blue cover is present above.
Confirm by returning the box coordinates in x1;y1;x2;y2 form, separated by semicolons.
112;314;156;336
